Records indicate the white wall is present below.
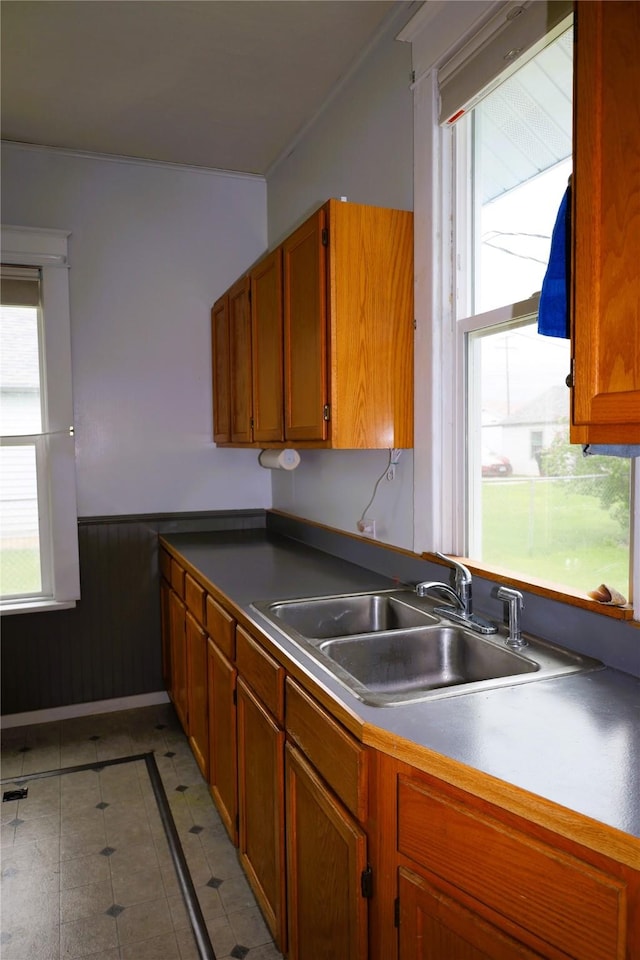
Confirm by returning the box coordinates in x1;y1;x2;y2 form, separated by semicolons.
266;14;415;549
2;143;271;517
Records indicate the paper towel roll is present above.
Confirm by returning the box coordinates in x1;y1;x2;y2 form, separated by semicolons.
258;449;301;471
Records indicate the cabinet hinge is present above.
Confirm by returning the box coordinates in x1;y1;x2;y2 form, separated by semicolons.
360;865;373;899
250;417;254;429
565;358;575;389
323;404;331;422
321;227;329;247
394;897;400;928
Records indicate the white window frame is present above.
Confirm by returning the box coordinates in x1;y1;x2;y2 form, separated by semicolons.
1;225;80;613
402;1;640;619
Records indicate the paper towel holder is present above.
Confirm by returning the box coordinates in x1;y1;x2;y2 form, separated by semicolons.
258;449;301;471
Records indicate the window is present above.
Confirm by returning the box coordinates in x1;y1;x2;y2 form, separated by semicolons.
408;3;635;609
455;23;632;598
0;226;80;613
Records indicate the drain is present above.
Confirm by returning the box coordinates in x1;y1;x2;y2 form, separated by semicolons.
3;787;28;802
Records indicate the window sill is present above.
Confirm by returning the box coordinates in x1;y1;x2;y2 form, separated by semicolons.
422;553;636;623
0;598;77;616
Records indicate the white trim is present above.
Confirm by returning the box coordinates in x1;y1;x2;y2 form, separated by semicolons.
632;462;640;623
412;69;459;555
1;225;80;608
1;140;265;183
0;691;171;729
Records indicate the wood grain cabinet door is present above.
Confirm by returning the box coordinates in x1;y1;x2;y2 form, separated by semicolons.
236;677;286;951
283;207;328;442
251;248;284;442
211;295;231;443
168;589;188;733
285;743;368;960
398;868;543;960
207;637;238;845
228;275;254;443
160;578;172;692
186;610;208;779
572;0;640;441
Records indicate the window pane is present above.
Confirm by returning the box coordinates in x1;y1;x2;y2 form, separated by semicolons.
468;321;631;595
471;28;573;314
0;444;42;597
0;304;42;435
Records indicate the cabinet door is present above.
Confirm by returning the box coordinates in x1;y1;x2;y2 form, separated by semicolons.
237;677;286;950
186;610;208;779
229;275;253;443
207;638;238;845
283;207;328;442
169;589;188;733
398;868;543;960
211;295;231;443
572;0;640;440
160;578;172;691
251;248;284;442
286;743;368;960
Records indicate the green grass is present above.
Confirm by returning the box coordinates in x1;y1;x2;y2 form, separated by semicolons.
481;479;630;593
0;548;41;597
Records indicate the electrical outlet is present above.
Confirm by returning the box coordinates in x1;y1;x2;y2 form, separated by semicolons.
357;519;377;538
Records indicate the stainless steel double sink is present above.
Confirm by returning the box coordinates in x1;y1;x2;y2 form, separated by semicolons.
251;590;602;707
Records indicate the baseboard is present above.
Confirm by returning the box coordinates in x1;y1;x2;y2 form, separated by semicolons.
0;691;171;729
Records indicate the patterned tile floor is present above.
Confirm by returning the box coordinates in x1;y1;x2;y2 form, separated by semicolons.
0;703;284;960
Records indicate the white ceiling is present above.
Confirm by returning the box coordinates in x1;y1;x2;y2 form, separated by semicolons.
1;0;408;176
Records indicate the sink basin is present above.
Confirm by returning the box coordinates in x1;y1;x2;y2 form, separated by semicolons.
266;592;438;639
250;590;603;706
318;626;537;694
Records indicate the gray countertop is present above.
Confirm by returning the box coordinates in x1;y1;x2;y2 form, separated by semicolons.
163;529;640;844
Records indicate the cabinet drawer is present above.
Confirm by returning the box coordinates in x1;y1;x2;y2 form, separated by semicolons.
185;574;205;625
206;595;235;660
170;558;185;598
285;678;367;823
398;774;626;960
159;548;171;582
236;626;284;724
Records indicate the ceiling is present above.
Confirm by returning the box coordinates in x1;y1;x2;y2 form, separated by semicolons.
1;0;405;176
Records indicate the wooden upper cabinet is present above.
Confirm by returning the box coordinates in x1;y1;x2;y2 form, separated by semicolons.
326;199;414;449
211;295;231;443
283;206;329;442
571;1;640;442
251;248;285;442
283;200;414;448
212;199;414;449
228;275;253;443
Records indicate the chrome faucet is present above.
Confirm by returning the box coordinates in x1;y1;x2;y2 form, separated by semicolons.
496;586;526;647
416;552;497;635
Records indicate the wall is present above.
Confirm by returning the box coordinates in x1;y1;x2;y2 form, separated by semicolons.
1;142;271;517
266;12;416;550
1;143;272;715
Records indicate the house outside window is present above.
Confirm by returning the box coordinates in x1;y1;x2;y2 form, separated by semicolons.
0;226;80;613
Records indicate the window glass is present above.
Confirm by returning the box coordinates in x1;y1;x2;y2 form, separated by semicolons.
460;25;632;597
470;27;573;315
1;291;45;599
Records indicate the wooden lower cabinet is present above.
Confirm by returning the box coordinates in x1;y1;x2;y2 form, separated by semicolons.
185;610;208;779
160;578;172;691
236;677;286;951
207;637;238;844
168;588;188;732
398;868;543;960
285;743;368;960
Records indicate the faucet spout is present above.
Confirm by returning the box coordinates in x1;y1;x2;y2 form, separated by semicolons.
414;581;464;608
417;552;498;635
